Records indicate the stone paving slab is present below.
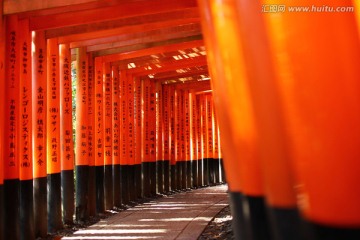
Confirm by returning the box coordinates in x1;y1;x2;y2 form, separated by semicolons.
62;185;229;240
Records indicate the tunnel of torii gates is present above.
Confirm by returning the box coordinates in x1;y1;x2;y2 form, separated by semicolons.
1;0;360;240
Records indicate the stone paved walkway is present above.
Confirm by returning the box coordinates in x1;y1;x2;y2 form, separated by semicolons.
62;185;229;240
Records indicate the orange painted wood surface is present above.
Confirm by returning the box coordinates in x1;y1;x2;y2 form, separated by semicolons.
94;57;104;167
18;19;33;180
46;38;61;174
32;30;47;179
119;70;128;165
127;72;135;165
87;53;95;167
103;62;112;166
59;43;74;171
0;1;4;185
134;77;142;165
112;65;120;166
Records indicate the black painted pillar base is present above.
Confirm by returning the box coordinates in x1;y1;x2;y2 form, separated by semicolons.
203;158;209;186
208;158;215;185
61;169;75;224
149;162;156;196
120;165;129;205
267;205;307;240
198;159;203;186
134;164;142;199
186;161;192;188
4;179;20;240
20;179;35;240
128;165;136;201
307;222;360;240
181;161;187;189
228;191;251;240
191;160;198;188
113;164;121;208
0;184;3;240
48;173;63;233
176;161;182;190
163;160;170;193
247;195;272;240
104;164;113;210
220;158;226;183
34;177;47;238
141;162;150;198
95;166;105;214
156;161;164;194
170;164;176;191
213;158;220;184
75;166;89;222
88;166;96;216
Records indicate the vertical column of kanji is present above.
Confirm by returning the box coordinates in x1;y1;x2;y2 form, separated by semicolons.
75;47;89;221
3;15;20;240
189;91;198;188
169;85;176;191
18;19;34;240
59;43;74;225
162;85;170;193
94;57;104;214
184;90;192;188
141;78;150;197
119;70;129;204
134;77;142;199
206;94;214;185
0;3;5;238
179;90;186;190
197;94;204;187
149;79;156;196
174;89;181;190
87;53;96;216
202;94;210;186
212;103;220;184
112;65;121;208
46;38;62;233
127;73;136;201
155;81;164;194
32;30;47;238
103;62;113;210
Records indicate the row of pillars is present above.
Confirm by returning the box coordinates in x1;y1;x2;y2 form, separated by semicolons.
0;16;224;239
197;0;360;240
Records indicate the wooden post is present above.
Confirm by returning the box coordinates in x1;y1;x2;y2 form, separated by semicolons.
189;91;198;188
134;77;142;198
75;47;89;222
205;94;214;185
169;85;176;191
141;78;151;197
18;18;35;240
59;43;74;225
196;95;203;187
46;37;62;233
149;79;156;195
112;65;121;208
179;90;186;190
0;2;5;238
32;30;47;238
184;90;192;188
175;89;182;190
155;81;164;194
94;57;104;214
127;73;136;201
4;15;20;240
162;85;170;192
87;53;96;216
103;62;113;209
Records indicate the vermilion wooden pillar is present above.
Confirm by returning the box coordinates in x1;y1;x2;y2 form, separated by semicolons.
200;94;208;186
32;30;47;238
4;15;20;240
148;79;156;195
46;37;62;233
189;91;198;188
119;70;129;204
212;105;221;184
0;2;4;238
126;72;136;201
87;53;96;216
103;62;113;209
265;1;360;238
174;89;182;190
183;90;192;188
205;94;214;185
162;85;170;192
94;57;105;213
155;81;164;194
169;85;176;191
134;77;142;198
195;95;203;186
18;18;35;240
75;47;89;221
59;43;74;225
141;78;151;197
112;65;121;208
179;90;186;190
